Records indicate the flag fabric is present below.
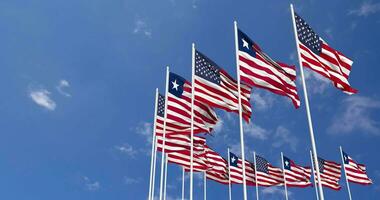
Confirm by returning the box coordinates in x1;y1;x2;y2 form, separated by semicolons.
168;150;208;172
255;155;284;186
314;157;342;190
155;133;205;153
293;12;357;94
342;151;373;185
228;152;256;185
237;29;300;108
204;146;229;184
283;156;312;187
194;50;252;122
159;72;218;135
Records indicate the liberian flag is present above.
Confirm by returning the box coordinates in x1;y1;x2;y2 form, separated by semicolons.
342;151;372;185
283;155;312;187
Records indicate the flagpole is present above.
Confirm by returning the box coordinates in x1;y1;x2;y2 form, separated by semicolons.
164;156;168;200
280;152;289;200
234;20;248;200
204;172;207;200
159;66;170;200
148;88;159;200
190;43;196;200
340;146;353;200
253;151;259;200
227;148;232;200
290;4;325;200
152;134;158;200
309;150;320;200
182;167;185;200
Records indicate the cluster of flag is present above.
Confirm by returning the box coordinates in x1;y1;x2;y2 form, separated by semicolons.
147;4;372;200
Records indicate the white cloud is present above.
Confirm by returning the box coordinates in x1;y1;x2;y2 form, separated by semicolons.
213;118;224;134
124;177;142;184
136;122;153;143
328;96;380;135
349;2;380;17
324;28;333;40
114;143;138;158
251;92;275;111
244;123;270;140
29;88;56;111
262;186;292;199
83;176;100;191
133;19;152;38
272;126;298;152
302;69;331;94
56;79;71;97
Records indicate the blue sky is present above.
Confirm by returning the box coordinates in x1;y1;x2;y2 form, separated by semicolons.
0;0;380;199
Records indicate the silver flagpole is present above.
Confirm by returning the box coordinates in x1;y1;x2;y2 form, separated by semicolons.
340;146;353;200
152;134;158;200
309;150;320;200
228;148;232;200
148;88;159;200
159;67;170;200
204;172;207;200
290;4;325;200
190;43;196;200
182;167;185;200
164;156;168;200
253;151;259;200
280;152;289;200
233;20;248;200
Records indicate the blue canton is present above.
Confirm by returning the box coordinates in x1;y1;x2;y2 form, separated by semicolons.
283;156;292;170
342;151;349;164
256;155;269;174
238;29;256;58
295;12;322;55
195;50;221;85
168;72;185;98
229;152;238;167
157;94;165;117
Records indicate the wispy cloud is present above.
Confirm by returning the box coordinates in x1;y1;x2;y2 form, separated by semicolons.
272;126;298;152
262;186;292;199
136;122;153;143
29;88;56;111
82;176;100;191
124;176;142;185
302;69;331;94
328;96;380;135
244;123;270;140
324;28;333;40
251;92;275;111
133;18;152;38
349;2;380;17
114;143;138;158
56;79;71;97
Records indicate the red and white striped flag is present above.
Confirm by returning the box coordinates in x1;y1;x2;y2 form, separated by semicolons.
228;151;256;185
293;12;357;94
194;50;252;122
283;156;312;187
168;150;208;172
314;157;342;190
342;151;372;185
204;146;229;184
255;155;284;186
155;133;205;153
237;29;300;108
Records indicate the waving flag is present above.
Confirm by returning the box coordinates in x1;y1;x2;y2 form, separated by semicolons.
204;146;229;184
314;157;342;190
342;151;372;185
237;29;300;108
283;156;312;187
255;155;284;186
228;152;256;185
156;72;219;135
194;50;252;122
155;133;205;153
293;12;357;94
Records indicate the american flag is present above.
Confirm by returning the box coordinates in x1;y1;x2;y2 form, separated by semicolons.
204;146;229;184
237;29;300;108
342;151;372;185
168;150;208;172
294;12;357;94
228;152;256;185
255;155;284;186
314;157;342;190
194;50;252;122
283;156;312;187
